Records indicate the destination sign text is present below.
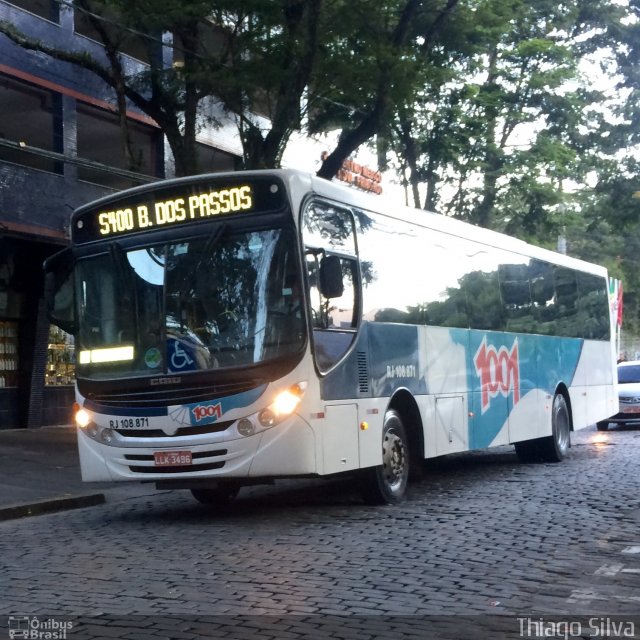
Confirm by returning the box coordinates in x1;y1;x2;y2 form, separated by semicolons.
96;185;253;237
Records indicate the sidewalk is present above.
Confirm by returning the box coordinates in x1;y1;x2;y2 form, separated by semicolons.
0;425;155;521
0;426;339;521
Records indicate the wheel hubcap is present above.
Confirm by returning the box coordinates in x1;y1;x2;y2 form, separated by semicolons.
555;399;570;454
382;428;408;491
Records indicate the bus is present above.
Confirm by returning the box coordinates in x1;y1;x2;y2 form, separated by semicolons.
44;169;618;505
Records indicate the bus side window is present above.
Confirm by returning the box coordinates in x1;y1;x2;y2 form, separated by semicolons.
306;253;357;331
305;251;358;371
553;266;578;337
302;200;360;371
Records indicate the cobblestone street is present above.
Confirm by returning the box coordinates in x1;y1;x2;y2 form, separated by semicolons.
1;425;638;638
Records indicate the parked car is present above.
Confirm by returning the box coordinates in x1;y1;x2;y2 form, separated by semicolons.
597;360;640;431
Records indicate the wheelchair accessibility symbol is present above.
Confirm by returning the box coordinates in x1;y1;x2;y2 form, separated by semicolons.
169;339;195;371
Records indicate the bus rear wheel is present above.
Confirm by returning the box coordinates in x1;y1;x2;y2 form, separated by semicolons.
515;394;571;463
190;482;241;506
360;409;410;505
539;393;571;462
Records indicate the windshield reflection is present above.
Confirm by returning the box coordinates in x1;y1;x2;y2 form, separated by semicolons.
75;226;305;379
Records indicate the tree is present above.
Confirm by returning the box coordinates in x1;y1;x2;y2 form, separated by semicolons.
0;0;460;178
1;0;324;176
386;0;626;237
569;0;640;335
313;0;460;179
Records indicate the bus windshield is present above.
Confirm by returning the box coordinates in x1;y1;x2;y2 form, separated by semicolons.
75;225;305;379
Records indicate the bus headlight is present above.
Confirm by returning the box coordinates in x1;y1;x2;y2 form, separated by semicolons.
86;424;99;439
272;388;303;415
75;407;92;429
257;408;277;428
74;405;114;444
237;418;255;437
257;382;306;428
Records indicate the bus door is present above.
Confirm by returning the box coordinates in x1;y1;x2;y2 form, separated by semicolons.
301;200;362;473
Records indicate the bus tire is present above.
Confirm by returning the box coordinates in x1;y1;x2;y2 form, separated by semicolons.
596;421;609;431
190;482;241;506
539;393;571;462
360;409;409;505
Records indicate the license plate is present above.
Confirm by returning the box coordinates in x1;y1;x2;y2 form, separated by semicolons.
154;450;192;466
620;406;640;414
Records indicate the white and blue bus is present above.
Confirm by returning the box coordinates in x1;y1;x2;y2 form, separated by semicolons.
44;169;617;505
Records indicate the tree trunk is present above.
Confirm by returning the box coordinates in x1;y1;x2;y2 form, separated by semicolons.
317;0;423;180
471;46;501;228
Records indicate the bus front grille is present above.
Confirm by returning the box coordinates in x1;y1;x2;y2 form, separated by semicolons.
83;380;264;408
127;461;225;474
124;449;227;474
115;420;234;438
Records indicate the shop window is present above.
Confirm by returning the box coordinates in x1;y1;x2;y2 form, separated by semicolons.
173;20;226;68
76;103;159;188
46;326;75;386
0;321;19;388
0;74;62;173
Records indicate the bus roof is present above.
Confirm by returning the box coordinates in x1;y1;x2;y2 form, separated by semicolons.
73;168;607;278
297;170;607;278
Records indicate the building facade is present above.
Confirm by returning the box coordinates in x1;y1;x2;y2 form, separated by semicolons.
0;0;241;428
0;0;385;429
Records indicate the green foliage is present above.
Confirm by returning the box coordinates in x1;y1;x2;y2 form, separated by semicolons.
388;0;627;224
0;0;463;178
379;0;639;333
1;0;638;332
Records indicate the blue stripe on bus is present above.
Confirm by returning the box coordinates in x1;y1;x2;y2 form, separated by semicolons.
464;331;583;449
183;384;268;426
83;384;268;422
322;322;585;451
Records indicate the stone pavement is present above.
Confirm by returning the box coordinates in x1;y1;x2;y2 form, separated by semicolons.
0;424;638;639
0;425;155;520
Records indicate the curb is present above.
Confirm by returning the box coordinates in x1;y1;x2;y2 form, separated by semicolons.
0;493;106;522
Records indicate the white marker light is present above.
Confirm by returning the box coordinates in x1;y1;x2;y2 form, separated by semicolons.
79;346;134;364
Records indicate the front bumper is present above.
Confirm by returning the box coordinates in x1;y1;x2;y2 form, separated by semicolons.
77;414;317;482
606;409;640;424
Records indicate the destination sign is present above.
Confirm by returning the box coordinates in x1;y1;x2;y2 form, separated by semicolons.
72;176;286;243
97;186;252;236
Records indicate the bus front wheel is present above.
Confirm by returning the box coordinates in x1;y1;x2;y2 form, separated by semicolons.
360;410;410;505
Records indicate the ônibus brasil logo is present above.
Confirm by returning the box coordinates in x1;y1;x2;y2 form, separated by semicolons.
474;336;520;413
192;402;222;422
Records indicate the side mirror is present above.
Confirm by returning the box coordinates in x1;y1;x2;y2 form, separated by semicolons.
319;255;344;299
43;248;76;335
